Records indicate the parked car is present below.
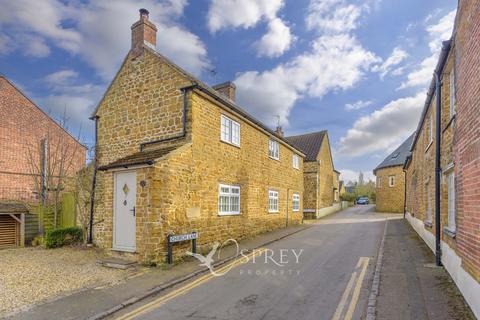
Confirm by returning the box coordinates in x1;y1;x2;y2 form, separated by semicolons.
356;197;369;205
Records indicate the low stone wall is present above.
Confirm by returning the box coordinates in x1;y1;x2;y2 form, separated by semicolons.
304;203;342;220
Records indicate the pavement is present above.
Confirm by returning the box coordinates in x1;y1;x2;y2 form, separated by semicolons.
6;205;475;320
376;218;475;320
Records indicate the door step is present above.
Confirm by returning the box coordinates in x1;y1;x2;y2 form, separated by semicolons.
98;258;137;270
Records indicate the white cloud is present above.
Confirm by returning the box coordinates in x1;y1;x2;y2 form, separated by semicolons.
256;18;294;58
235;34;379;126
399;10;456;90
207;0;292;58
207;0;283;32
345;100;373;111
338;92;424;157
0;0;210;79
233;0;380;126
45;69;79;85
372;47;407;78
339;169;375;183
306;0;362;33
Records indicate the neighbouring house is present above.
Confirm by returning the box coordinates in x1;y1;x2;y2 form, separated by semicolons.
91;9;304;264
338;181;346;196
373;133;414;213
333;169;340;202
345;182;356;194
404;2;480;316
0;75;86;248
285;130;339;219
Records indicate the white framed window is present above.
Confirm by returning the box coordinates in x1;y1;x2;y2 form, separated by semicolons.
268;190;279;213
447;172;456;231
376;177;382;188
429;115;434;144
292;193;300;212
426;184;432;222
292;154;300;169
449;67;456;118
388;175;395;187
218;184;240;215
269;139;280;160
220;115;240;146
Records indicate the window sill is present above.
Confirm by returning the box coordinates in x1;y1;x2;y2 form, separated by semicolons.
425;140;433;153
443;114;456;133
220;139;240;149
218;212;241;216
292;210;300;213
269;156;280;161
268;211;280;214
424;220;433;228
443;227;456;239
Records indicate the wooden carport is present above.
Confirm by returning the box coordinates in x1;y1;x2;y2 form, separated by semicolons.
0;202;28;248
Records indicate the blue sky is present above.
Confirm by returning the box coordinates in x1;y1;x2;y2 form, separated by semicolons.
0;0;457;182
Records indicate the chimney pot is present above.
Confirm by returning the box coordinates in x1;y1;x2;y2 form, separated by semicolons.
131;8;157;51
275;126;284;137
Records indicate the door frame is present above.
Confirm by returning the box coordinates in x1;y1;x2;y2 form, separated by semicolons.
113;169;137;252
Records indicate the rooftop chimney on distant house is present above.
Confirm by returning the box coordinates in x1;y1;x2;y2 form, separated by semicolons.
131;8;157;51
212;81;236;102
275;126;284;137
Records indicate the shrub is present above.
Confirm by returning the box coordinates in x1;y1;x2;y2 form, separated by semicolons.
340;192;356;203
45;227;83;249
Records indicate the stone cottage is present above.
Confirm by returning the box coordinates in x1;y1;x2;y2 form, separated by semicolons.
373;133;414;213
285;131;338;219
91;9;304;263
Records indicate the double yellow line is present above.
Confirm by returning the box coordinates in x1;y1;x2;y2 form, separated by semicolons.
332;257;370;320
115;248;267;320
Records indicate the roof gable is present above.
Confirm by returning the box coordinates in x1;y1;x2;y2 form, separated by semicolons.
285;131;327;161
374;133;415;173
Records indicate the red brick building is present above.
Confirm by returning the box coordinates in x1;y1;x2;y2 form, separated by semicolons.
404;1;480;316
454;0;480;293
0;75;86;247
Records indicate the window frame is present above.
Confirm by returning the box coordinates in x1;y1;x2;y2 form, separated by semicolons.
268;189;279;213
388;175;395;187
220;115;240;147
377;177;382;188
268;139;280;160
449;66;456;119
447;172;456;232
292;154;300;169
429;115;434;144
292;193;300;212
218;183;241;216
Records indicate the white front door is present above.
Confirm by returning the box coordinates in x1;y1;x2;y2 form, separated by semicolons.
114;171;136;252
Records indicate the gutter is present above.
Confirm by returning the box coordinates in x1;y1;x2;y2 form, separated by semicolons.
140;87;190;151
410;40;451;152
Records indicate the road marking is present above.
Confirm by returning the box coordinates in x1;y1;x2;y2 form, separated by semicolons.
115;248;267;320
331;257;370;320
345;257;369;320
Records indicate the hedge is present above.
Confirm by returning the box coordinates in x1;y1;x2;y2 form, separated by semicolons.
45;227;83;248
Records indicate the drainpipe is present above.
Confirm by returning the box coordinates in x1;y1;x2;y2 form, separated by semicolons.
434;71;442;266
87;115;99;245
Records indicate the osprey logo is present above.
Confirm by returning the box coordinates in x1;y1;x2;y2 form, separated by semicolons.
186;239;239;277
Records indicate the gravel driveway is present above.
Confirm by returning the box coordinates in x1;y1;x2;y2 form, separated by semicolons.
0;246;137;316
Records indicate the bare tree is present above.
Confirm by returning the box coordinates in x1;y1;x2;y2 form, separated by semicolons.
26;110;82;232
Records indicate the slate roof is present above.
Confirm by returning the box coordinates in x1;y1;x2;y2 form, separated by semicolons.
91;45;304;158
373;133;415;174
285;131;327;161
98;145;180;171
0;202;29;214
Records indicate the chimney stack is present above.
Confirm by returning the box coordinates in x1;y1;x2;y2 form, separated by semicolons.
131;8;157;51
274;126;284;137
212;81;236;102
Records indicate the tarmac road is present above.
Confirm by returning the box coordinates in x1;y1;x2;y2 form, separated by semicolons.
112;205;387;320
